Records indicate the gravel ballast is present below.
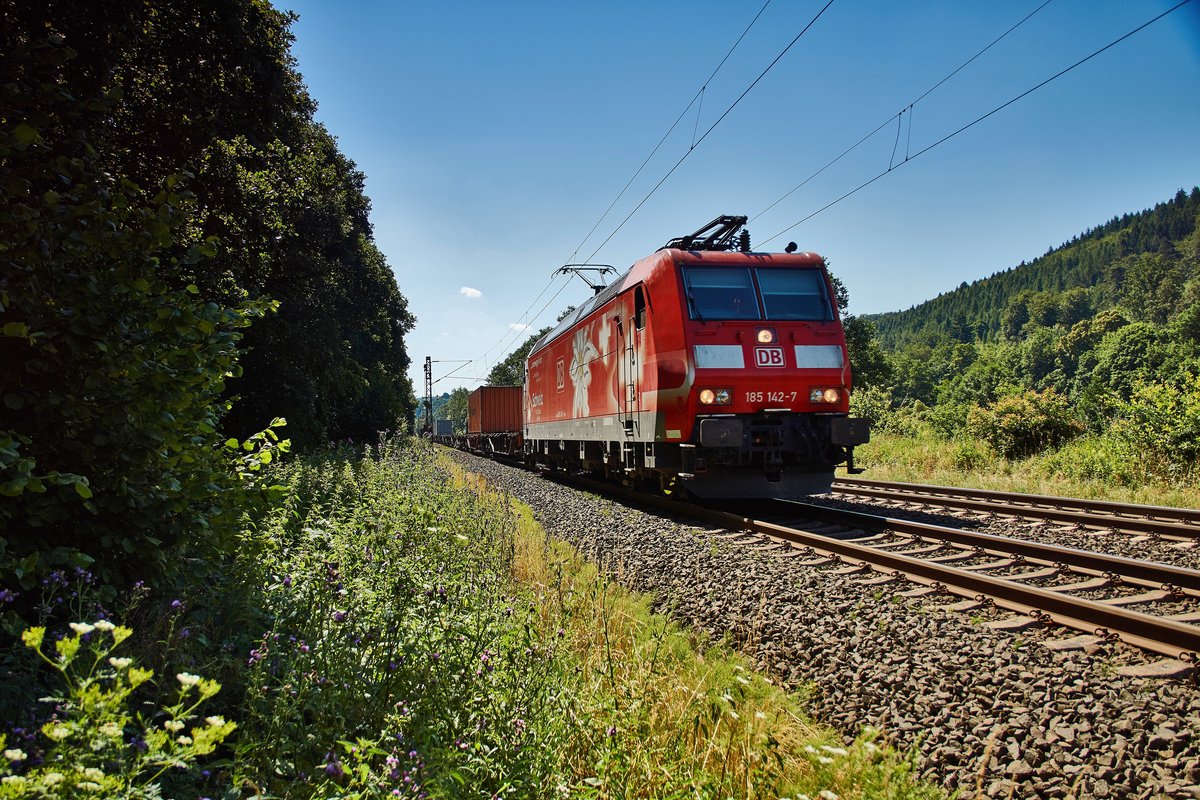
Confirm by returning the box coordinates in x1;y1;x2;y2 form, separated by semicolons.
449;451;1200;799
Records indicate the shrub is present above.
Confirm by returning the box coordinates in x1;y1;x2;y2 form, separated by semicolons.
966;390;1083;460
1111;373;1200;481
0;622;234;799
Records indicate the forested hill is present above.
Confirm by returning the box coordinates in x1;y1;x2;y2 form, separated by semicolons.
866;187;1200;349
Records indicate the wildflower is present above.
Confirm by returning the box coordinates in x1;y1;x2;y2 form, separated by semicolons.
817;756;833;764
93;620;116;632
78;781;103;792
178;628;190;639
1;777;27;789
43;773;65;786
206;716;226;727
821;745;848;757
333;610;347;623
283;575;293;588
324;753;344;779
83;768;104;781
176;672;202;687
164;720;185;732
170;599;183;611
69;622;95;635
176;735;193;745
100;722;122;737
45;724;70;740
3;749;26;762
820;792;840;800
0;589;16;604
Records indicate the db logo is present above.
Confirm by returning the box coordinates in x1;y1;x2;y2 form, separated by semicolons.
754;346;786;367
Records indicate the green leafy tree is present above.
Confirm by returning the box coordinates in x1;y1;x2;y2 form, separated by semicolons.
486;327;552;386
443;389;470;434
0;23;276;589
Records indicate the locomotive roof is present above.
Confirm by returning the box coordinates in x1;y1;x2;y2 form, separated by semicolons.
527;248;825;358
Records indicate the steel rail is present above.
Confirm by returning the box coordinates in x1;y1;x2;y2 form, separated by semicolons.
831;478;1200;539
780;500;1200;594
548;473;1200;662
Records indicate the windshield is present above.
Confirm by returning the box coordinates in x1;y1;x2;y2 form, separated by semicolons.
680;265;832;321
757;268;833;320
681;266;758;320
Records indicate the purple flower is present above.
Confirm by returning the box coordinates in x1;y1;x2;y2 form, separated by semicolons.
283;575;292;588
333;610;347;623
324;752;344;779
0;589;17;604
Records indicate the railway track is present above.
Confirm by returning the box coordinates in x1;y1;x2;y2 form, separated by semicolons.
831;477;1200;541
549;473;1200;664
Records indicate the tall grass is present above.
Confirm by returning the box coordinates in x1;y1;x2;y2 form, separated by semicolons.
856;431;1200;509
2;439;943;799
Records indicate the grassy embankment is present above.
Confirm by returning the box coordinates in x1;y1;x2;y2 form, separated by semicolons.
853;431;1200;510
1;440;943;799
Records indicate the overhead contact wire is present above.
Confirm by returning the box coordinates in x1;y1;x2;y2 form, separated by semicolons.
583;0;836;264
753;0;1055;222
566;0;773;266
760;0;1196;247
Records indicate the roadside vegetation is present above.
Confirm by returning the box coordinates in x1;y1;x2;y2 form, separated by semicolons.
0;440;943;799
847;187;1200;506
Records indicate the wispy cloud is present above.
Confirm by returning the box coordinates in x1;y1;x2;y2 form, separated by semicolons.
459;286;482;299
509;322;530;331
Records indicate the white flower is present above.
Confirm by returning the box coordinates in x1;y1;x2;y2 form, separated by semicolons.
43;773;65;786
804;744;817;754
82;768;104;781
817;756;834;764
164;720;185;733
176;672;201;687
100;722;121;737
108;657;132;669
69;622;95;635
78;781;102;792
820;792;840;800
820;745;848;757
206;716;226;727
1;776;26;788
3;749;25;762
176;735;193;745
93;620;116;632
46;724;71;740
754;711;766;720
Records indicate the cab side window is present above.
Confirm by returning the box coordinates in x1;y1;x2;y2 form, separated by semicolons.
634;286;647;330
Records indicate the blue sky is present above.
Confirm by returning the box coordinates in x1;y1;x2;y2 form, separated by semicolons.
272;0;1200;394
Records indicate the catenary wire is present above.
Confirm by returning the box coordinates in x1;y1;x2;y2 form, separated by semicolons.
583;0;837;265
759;0;1194;248
752;0;1054;223
565;0;773;267
482;0;778;375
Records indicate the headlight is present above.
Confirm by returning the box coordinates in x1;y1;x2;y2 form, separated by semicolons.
756;327;776;344
809;388;842;404
699;388;732;406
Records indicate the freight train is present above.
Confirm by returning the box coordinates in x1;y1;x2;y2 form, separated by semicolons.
437;216;869;498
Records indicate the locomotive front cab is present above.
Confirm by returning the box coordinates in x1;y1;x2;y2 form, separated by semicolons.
672;253;870;497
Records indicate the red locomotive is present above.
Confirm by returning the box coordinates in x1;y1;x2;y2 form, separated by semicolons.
520;216;869;498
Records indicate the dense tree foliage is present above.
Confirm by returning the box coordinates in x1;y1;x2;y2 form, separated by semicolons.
850;187;1200;482
869;188;1200;348
0;1;414;595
